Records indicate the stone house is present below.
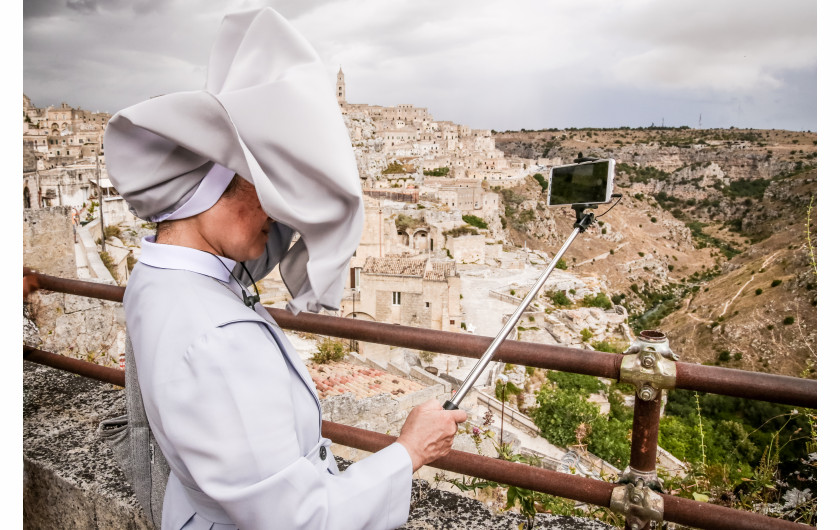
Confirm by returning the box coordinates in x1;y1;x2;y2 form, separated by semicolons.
346;256;461;334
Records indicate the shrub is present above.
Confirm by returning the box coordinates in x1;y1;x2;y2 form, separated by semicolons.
419;351;437;364
311;338;346;364
548;290;572;308
99;251;117;281
423;167;449;176
104;225;122;240
555;258;568;270
394;214;423;231
581;292;613;310
755;288;763;295
783;316;795;325
462;214;488;229
580;328;593;342
591;340;624;353
444;225;479;238
382;161;406;174
532;173;548;191
495;380;522;403
771;279;782;287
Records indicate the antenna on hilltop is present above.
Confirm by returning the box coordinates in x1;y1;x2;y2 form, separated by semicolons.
699;114;702;129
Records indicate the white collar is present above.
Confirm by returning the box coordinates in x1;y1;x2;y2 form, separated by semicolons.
138;235;236;283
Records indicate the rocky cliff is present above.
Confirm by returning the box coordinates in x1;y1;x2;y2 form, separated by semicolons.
493;128;816;378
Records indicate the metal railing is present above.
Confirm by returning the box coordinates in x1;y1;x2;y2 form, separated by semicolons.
23;269;816;530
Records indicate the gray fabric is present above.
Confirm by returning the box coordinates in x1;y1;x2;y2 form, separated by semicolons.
103;7;364;314
98;338;170;529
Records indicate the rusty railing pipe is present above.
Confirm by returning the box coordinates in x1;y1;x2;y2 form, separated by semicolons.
628;393;663;476
24;350;806;530
23;269;817;409
24;346;126;387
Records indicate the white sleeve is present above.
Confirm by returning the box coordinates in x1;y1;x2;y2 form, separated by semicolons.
154;322;413;530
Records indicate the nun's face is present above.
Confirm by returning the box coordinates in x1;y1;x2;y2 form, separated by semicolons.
199;178;273;262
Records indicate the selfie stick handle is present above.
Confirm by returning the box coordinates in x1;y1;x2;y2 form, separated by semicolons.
443;209;596;411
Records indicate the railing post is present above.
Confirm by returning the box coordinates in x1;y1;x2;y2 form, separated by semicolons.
612;330;677;530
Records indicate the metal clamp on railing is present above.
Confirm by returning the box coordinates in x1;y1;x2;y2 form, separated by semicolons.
621;330;678;401
610;477;665;530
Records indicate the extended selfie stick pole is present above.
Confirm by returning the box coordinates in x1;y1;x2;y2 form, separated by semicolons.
443;205;597;410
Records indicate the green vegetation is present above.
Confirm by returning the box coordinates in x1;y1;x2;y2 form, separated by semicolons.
462;214;488;229
580;328;593;342
581;292;613;310
532;173;548;191
533;371;633;468
590;340;626;354
444;225;479;238
555;258;567;270
547;289;572;308
686;220;741;259
382;161;407;174
98;251;118;281
495;380;522;404
311;338;346;364
659;390;814;513
394;214;423;231
104;224;122;240
423;166;450;176
783;316;795;325
719;178;771;199
616;163;670;184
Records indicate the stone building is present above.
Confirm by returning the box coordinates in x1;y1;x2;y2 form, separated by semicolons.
335;71;536;193
347;256;461;334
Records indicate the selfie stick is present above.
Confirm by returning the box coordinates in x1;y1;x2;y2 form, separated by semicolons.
443;204;597;410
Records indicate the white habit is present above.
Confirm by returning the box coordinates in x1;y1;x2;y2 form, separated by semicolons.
124;229;413;529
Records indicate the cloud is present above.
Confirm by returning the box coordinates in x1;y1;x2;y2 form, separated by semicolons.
22;0;816;130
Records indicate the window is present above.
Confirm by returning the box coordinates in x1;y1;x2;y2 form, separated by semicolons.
392;292;401;305
425;302;430;308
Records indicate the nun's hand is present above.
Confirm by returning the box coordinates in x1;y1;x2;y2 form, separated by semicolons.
396;399;467;472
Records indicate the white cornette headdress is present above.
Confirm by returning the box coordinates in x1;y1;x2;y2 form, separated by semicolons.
104;8;363;314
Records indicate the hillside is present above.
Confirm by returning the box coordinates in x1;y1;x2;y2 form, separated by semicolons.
493;128;816;378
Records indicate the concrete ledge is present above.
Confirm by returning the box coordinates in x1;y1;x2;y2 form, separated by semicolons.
409;366;452;395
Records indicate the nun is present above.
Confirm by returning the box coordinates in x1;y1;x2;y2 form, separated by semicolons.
104;8;466;530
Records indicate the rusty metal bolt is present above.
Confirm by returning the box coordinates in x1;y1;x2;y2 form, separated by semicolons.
639;384;657;401
641;354;655;369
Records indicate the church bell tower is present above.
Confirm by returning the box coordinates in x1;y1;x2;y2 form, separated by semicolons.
336;67;346;104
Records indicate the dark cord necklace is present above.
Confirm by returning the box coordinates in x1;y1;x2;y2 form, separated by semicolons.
213;255;261;310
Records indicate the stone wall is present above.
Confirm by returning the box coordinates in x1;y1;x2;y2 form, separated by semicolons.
24;207;126;367
445;234;485;264
23;206;76;278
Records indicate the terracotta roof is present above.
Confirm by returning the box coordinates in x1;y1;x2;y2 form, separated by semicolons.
307;361;425;399
424;261;456;281
362;256;426;276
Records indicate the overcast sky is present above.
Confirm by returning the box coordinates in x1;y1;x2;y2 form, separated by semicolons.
23;0;816;132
